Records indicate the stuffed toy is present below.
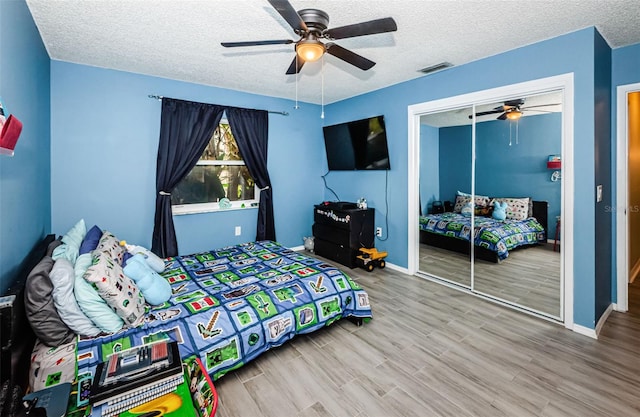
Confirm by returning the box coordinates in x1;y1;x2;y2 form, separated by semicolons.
492;201;508;221
123;254;171;306
120;240;165;273
461;202;473;217
302;236;315;253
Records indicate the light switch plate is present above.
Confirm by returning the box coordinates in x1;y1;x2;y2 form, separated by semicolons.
235;226;241;236
596;185;603;202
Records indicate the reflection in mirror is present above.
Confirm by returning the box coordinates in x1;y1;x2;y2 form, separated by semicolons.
416;91;563;320
418;107;473;288
472;91;562;318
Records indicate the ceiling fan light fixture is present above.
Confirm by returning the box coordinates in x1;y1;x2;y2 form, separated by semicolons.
296;39;325;62
506;110;523;120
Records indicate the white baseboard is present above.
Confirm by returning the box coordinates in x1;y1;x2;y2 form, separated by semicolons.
572;324;597;339
630;258;640;284
571;303;614;339
595;303;614;337
290;245;305;252
386;262;409;274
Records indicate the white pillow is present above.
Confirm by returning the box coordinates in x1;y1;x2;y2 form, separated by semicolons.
49;258;102;337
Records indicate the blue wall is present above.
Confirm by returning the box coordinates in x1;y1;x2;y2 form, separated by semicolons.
0;0;51;293
439;125;472;202
326;27;602;328
438;114;562;238
419;124;439;215
594;30;612;320
50;62;323;255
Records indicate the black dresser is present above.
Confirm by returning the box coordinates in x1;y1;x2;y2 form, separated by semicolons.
312;203;375;268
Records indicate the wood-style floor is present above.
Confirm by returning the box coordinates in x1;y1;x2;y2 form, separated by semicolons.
418;243;561;317
214;261;640;417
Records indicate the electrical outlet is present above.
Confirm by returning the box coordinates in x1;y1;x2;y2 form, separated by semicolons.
376;227;382;237
235;226;241;236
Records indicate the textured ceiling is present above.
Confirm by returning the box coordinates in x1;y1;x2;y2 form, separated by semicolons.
26;0;640;105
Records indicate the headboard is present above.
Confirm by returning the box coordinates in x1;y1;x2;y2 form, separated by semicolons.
532;200;548;236
0;234;55;392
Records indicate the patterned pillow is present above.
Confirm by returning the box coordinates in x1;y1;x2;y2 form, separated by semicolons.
490;197;531;221
96;230;125;264
29;339;77;392
84;250;146;327
453;194;491;213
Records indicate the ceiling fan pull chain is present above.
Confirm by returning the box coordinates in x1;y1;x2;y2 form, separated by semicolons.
509;123;513;146
516;120;519;145
321;54;325;119
295;55;299;110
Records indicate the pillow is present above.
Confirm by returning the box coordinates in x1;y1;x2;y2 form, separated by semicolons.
96;230;125;264
490;197;531;221
52;219;87;265
29;339;77;392
74;253;124;334
84;250;146;327
79;225;102;255
24;256;75;347
453;194;491;213
49;258;102;336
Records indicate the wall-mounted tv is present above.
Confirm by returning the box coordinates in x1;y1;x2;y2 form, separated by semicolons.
323;115;391;170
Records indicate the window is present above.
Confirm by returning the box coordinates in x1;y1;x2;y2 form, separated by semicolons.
171;119;258;214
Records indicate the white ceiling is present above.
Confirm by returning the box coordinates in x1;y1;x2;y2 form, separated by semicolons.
26;0;640;105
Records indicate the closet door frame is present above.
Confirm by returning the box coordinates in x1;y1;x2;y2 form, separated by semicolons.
407;73;574;329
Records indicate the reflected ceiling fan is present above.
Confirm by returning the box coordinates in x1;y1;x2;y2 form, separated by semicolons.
469;99;561;121
220;0;397;74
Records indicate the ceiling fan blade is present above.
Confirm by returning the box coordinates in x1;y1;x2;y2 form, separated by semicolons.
221;39;294;48
326;17;397;40
267;0;308;33
325;43;375;70
286;56;305;75
497;112;508;120
522;103;562;109
468;109;504;119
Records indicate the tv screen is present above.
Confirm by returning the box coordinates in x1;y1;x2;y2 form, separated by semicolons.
323;115;390;170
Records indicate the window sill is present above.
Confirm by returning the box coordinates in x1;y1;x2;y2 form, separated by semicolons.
172;203;259;216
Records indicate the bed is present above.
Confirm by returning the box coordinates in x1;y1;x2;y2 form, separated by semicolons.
1;234;371;415
419;200;548;263
75;240;372;381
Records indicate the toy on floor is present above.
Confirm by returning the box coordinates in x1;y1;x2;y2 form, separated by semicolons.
356;247;388;272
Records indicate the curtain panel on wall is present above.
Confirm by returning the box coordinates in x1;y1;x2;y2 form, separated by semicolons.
151;98;225;258
227;107;276;241
152;98;276;258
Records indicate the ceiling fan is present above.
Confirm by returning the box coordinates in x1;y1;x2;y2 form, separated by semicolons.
220;0;397;75
469;99;561;121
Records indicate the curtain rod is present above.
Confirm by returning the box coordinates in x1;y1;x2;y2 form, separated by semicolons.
148;95;289;116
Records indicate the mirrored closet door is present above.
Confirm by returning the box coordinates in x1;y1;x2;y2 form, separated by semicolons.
417;92;563;320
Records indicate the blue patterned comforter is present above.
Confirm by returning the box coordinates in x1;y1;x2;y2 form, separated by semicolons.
419;213;546;260
76;241;372;381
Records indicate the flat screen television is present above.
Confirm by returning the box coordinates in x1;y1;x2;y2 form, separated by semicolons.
323;115;391;170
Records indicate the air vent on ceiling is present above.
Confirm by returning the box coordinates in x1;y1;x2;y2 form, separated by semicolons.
418;62;453;75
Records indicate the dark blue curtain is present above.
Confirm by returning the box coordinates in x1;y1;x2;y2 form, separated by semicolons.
227;107;276;241
151;98;225;257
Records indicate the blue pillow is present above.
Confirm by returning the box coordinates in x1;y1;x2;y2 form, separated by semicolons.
52;219;86;265
74;253;123;334
79;225;102;255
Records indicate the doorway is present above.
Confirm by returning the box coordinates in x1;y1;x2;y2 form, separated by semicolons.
407;74;574;328
615;84;640;312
